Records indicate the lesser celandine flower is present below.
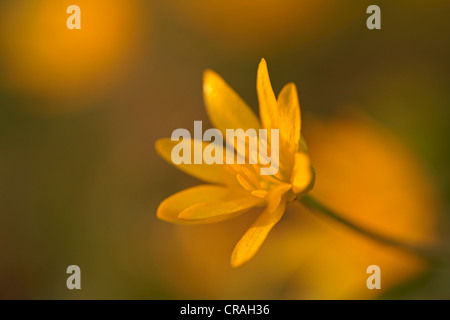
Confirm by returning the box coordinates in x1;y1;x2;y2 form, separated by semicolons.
156;59;315;267
156;59;440;268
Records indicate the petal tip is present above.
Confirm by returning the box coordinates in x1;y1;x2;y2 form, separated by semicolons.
203;69;221;96
230;251;247;268
154;138;165;155
203;69;216;82
154;138;172;160
156;203;169;222
284;82;297;92
258;58;268;74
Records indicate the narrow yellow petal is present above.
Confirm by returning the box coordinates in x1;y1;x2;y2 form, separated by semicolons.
178;195;263;221
277;83;301;154
257;58;278;130
203;70;261;135
290;152;313;194
157;185;251;225
155;138;236;185
231;198;287;267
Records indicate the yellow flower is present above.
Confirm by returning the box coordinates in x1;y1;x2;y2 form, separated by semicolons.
155;59;314;267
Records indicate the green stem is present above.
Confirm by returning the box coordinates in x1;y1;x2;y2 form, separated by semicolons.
300;195;447;264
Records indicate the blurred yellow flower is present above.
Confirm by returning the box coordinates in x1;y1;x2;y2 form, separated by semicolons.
0;0;147;114
155;59;315;267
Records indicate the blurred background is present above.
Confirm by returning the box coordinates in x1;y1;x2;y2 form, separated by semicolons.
0;0;449;299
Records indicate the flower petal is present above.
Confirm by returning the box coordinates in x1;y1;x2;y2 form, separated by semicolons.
157;185;254;225
266;183;292;213
290;152;314;194
203;69;261;135
257;58;278;130
230;197;287;268
155;138;237;185
178;194;263;221
277;83;301;154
